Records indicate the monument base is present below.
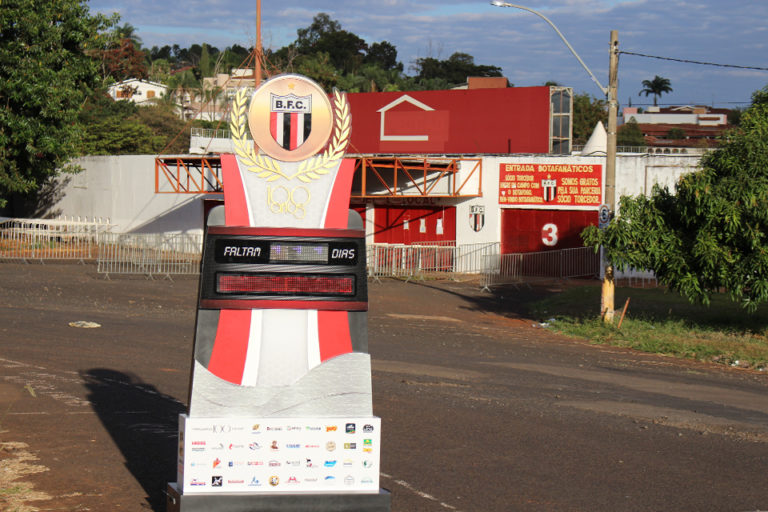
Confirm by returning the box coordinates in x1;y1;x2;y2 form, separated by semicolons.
166;483;391;512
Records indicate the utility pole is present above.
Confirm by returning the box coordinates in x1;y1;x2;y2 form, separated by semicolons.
602;30;619;323
254;0;262;86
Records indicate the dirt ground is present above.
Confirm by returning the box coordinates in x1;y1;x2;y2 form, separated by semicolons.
1;263;768;511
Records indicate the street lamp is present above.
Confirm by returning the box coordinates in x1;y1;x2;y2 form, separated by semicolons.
490;1;620;322
490;1;607;96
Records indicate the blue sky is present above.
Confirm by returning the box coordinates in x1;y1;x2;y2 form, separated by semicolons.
88;0;768;108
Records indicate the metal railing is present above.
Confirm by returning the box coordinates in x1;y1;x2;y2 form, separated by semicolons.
0;217;111;262
97;232;203;278
454;242;501;274
574;144;708;155
2;217;601;287
367;242;500;281
615;267;658;288
190;127;237;140
482;246;600;289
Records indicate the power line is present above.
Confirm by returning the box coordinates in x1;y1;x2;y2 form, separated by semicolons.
619;51;768;72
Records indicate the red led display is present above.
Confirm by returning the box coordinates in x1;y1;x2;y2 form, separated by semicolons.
217;273;355;296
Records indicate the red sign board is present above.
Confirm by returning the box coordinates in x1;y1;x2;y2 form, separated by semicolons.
499;163;602;209
346;87;551;154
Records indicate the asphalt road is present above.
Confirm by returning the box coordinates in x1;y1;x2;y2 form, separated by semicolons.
1;263;767;511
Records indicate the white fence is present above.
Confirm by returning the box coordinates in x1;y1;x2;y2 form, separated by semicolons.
615;267;658;287
1;219;604;285
97;232;203;278
0;217;111;261
482;247;600;289
367;242;500;281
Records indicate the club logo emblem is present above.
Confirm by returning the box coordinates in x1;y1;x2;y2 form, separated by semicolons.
230;74;350;182
269;93;313;150
248;75;333;162
469;204;485;232
542;175;557;202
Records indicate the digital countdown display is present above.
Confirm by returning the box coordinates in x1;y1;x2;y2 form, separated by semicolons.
214;239;359;266
199;229;368;310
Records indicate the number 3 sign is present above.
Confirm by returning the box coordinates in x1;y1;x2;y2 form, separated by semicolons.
541;223;558;247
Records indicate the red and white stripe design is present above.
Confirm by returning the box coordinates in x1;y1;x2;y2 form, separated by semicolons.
270;112;310;150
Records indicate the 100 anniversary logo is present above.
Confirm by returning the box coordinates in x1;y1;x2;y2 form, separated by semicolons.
229;74;350;183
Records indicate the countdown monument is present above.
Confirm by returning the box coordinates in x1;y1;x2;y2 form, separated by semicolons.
166;74;390;511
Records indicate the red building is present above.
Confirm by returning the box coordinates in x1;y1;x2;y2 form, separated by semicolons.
342;83;599;253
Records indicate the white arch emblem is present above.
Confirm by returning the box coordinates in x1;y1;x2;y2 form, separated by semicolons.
377;94;435;142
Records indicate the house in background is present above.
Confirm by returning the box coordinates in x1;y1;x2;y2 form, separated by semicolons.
622;105;732;149
108;79;169;106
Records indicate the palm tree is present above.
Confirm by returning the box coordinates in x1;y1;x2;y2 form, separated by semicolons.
166;70;200;120
113;23;142;50
639;75;673;106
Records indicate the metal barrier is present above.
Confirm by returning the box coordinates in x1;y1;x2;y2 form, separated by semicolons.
482;246;600;289
454;242;500;274
615;267;658;288
97;232;202;278
1;218;599;287
0;217;111;262
367;242;500;281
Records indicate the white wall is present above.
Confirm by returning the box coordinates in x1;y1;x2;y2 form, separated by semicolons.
189;134;235;155
46;155;221;235
615;154;701;202
627;113;698;124
45;153;702;240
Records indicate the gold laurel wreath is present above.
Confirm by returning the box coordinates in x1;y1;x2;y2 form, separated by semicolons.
229;87;350;183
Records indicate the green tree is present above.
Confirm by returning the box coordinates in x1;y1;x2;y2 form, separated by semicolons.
728;107;744;127
412;52;502;87
0;0;114;209
572;93;607;145
617;117;646;147
79;90;188;154
296;13;341;50
366;41;402;72
148;58;172;83
113;23;142;49
293;14;368;75
166;69;201;119
639;75;673;106
150;44;173;62
80;116;159;155
220;44;251;71
666;127;686;140
199;43;213;78
337;64;404;93
131;103;189;153
752;84;768;106
100;37;148;80
296;52;339;90
582;102;768;310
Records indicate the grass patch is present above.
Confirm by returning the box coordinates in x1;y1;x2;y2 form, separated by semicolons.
531;285;768;370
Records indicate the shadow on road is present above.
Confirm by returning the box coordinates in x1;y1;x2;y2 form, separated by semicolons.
81;369;185;511
399;278;562;319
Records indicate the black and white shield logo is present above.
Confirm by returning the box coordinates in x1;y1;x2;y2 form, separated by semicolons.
269;93;312;150
542;178;557;202
469;205;485;232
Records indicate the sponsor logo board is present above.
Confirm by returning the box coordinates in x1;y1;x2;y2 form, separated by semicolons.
179;415;380;494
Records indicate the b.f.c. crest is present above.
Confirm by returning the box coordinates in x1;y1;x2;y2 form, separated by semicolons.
542;176;557;202
469;205;485;232
269;93;312;151
245;75;335;163
230;74;351;183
